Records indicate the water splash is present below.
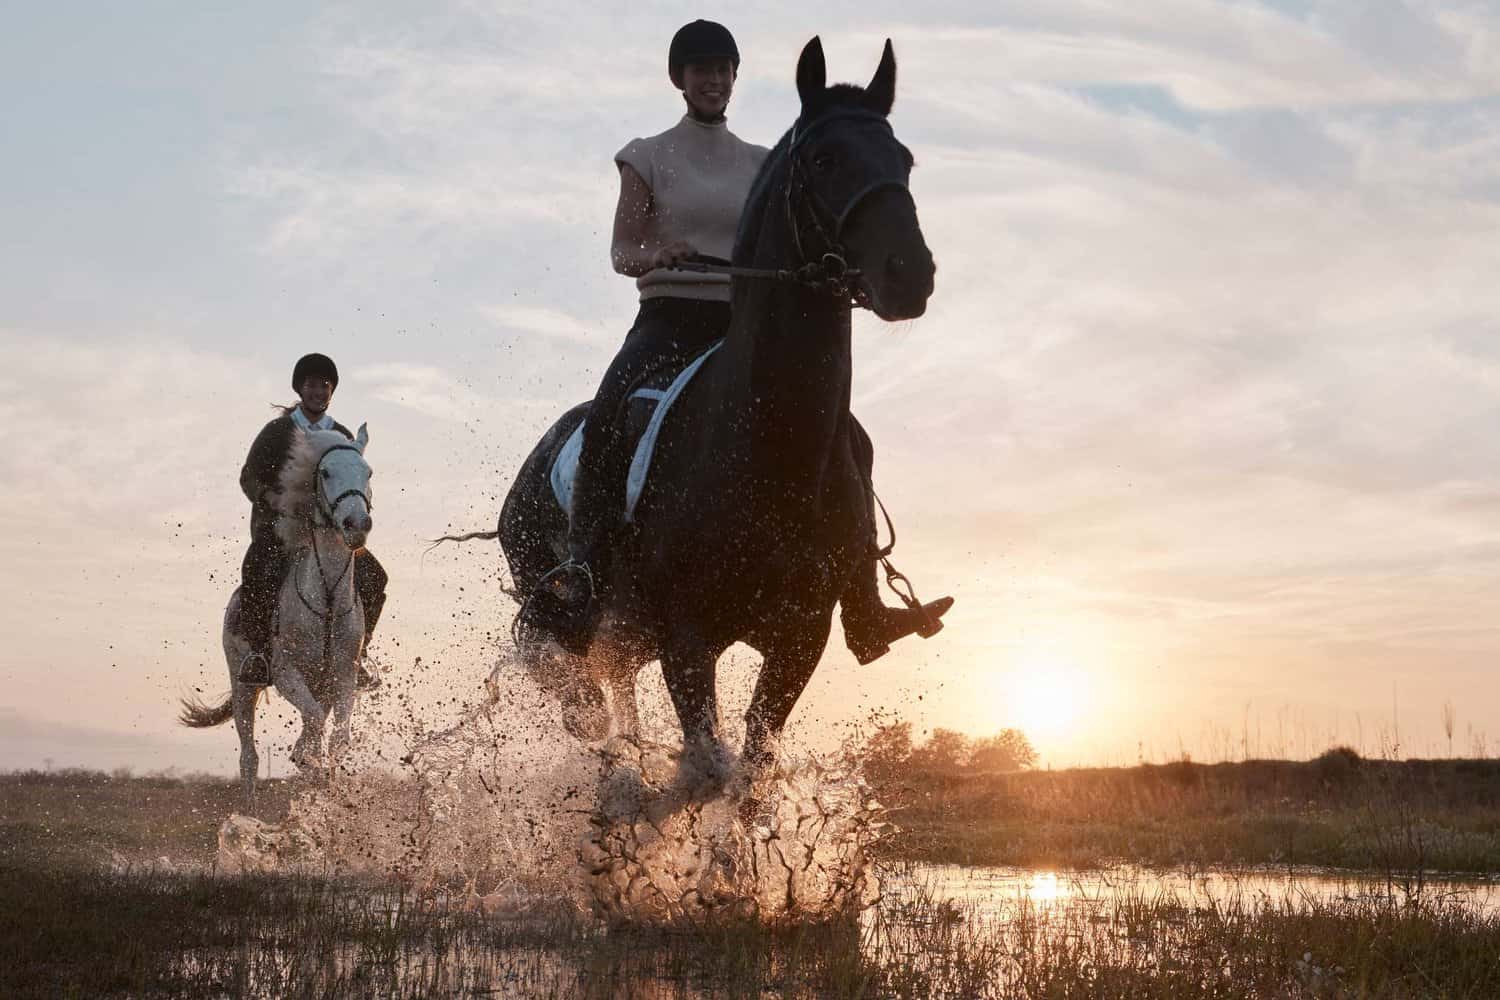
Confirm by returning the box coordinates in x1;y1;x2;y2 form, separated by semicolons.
583;736;885;924
217;661;887;925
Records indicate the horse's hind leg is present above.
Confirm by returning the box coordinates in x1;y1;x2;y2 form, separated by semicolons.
224;601;261;812
232;682;260;812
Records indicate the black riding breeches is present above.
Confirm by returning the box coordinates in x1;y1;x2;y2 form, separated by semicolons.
839;418;889;629
354;550;388;640
568;297;731;562
239;524;287;649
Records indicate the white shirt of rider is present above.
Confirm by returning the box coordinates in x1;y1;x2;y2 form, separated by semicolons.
290;408;334;433
616;115;769;302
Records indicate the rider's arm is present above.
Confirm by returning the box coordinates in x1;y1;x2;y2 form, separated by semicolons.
240;418;290;506
610;163;696;276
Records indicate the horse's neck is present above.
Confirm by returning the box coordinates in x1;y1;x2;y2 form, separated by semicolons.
289;526;356;608
719;248;853;501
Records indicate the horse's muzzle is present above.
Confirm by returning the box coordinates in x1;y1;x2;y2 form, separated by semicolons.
342;516;371;550
867;255;934;321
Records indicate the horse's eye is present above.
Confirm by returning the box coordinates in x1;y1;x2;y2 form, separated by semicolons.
321;469;331;478
812;152;836;173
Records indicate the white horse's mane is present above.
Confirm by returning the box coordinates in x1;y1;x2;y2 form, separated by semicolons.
275;429;352;548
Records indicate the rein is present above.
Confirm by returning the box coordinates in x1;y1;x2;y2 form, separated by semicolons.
293;531;355;677
669;253;859;298
667;108;908;309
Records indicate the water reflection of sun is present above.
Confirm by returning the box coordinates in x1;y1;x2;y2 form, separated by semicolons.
1024;871;1070;906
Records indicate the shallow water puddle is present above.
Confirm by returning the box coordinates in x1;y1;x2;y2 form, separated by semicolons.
895;863;1500;917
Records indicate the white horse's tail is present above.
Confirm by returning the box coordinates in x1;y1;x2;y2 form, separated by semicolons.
179;689;251;728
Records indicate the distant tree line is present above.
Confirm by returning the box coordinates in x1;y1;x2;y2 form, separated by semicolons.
863;720;1037;788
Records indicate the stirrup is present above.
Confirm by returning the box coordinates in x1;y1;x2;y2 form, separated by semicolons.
356;654;381;691
880;556;944;637
238;650;272;688
543;559;595;602
514;559;598;657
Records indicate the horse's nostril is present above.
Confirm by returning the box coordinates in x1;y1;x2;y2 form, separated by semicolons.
886;253;905;277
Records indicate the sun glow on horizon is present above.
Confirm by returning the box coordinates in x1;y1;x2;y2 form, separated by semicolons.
992;642;1092;743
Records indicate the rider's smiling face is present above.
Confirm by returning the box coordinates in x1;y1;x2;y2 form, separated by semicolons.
298;376;334;416
680;59;735;119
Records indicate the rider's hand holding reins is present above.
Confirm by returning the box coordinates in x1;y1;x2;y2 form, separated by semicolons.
651;241;700;270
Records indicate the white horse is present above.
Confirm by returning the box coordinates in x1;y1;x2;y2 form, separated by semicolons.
181;425;374;809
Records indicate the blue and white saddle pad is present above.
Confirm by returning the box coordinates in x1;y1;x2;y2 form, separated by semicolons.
550;340;723;524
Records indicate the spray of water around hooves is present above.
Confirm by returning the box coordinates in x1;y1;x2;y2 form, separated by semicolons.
583;736;885;924
216;658;889;926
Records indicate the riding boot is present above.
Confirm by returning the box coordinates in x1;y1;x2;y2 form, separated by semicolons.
840;560;954;666
356;584;386;690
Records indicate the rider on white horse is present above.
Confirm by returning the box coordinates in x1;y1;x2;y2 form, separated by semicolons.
237;353;388;687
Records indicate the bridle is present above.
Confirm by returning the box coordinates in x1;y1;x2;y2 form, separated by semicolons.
784;108;910;304
296;443;371;669
669;107;912;308
313;444;372;528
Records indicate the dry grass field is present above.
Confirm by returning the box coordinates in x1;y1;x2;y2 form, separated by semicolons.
7;760;1500;998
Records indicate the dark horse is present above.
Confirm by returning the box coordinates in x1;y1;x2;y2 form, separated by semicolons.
499;37;935;782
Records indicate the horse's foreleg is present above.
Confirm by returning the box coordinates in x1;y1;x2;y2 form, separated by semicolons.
327;661;359;770
742;640;825;776
660;642;730;787
274;664;326;771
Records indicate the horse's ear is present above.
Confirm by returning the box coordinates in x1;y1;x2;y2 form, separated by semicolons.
355;423;369;453
796;36;826;107
865;39;896;116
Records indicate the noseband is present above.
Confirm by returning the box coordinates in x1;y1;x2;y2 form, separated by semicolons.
314;444;372;527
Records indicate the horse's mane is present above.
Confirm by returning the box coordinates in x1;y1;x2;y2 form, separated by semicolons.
274;429;349;548
733;84;875;266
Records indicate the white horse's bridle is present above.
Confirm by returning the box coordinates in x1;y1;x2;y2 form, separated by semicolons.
313;444;372;528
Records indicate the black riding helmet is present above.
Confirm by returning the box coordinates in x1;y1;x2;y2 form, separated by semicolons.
292;352;339;391
668;20;740;87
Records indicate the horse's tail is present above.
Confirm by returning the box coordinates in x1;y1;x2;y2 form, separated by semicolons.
427;529;501;546
179;690;247;728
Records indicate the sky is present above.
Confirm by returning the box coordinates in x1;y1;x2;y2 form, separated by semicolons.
3;1;1500;774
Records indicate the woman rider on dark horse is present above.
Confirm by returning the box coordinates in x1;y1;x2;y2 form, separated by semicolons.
525;20;952;663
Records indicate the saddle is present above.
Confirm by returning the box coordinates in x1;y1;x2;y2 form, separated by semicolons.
227;585;369;638
550;340;723;523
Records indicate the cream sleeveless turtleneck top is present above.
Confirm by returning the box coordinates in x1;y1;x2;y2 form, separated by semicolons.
615;115;769;302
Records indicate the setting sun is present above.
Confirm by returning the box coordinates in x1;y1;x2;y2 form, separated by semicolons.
1008;650;1087;740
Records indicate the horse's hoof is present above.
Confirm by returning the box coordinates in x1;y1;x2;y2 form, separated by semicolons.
737;793;775;833
676;738;734;795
